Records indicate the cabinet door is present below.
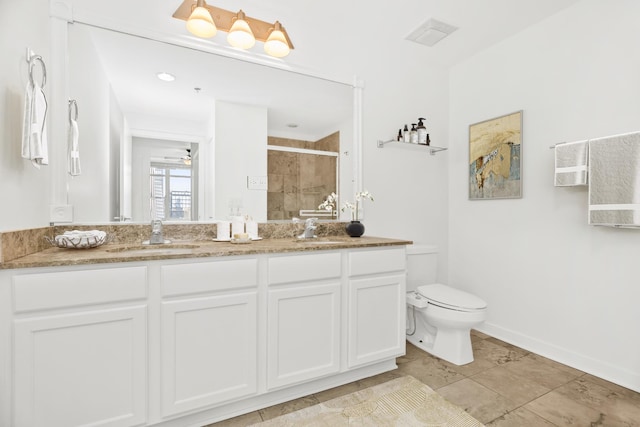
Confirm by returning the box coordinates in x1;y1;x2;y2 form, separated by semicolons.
267;282;341;389
161;292;257;417
14;306;147;427
348;274;406;368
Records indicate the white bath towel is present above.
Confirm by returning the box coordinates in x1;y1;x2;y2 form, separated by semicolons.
21;80;48;168
588;132;640;227
554;140;588;186
68;118;81;176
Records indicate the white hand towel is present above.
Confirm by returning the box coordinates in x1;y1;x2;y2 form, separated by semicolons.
21;83;33;160
68;119;81;176
588;132;640;226
554;140;588;186
21;81;48;168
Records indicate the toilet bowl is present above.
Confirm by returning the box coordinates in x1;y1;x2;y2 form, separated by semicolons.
406;245;487;365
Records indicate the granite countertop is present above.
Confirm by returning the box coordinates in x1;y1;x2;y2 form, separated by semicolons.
1;235;413;270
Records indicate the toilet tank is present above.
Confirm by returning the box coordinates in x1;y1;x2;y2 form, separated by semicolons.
406;244;438;292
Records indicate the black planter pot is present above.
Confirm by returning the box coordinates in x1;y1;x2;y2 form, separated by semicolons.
346;220;365;237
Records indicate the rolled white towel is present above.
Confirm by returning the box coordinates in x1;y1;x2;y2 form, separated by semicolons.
68;118;81;176
21;80;48;169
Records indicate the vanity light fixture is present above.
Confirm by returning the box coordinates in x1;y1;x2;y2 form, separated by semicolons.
264;22;290;58
173;0;294;57
227;10;255;49
186;0;217;38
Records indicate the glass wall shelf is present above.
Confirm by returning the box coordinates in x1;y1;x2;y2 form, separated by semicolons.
376;139;448;156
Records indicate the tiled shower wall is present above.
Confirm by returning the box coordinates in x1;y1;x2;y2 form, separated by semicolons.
267;132;339;220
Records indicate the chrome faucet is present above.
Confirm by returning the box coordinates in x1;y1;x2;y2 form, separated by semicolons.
294;217;318;239
149;219;164;244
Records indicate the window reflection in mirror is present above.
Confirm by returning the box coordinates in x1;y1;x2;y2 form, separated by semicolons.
149;164;192;221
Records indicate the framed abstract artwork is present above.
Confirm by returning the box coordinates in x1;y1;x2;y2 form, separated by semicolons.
468;111;522;200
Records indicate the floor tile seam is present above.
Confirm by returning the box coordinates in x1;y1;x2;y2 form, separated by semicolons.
524;387;608;426
462;377;524;411
431;375;468;392
467;366;553;405
484;406;561;427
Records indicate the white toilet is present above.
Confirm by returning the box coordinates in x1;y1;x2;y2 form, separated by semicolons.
406;245;487;365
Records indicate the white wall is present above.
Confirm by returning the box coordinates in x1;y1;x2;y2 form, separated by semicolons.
109;88;125;221
449;0;640;391
354;50;450;281
121;118;132;220
0;0;52;231
67;24;112;222
214;101;268;221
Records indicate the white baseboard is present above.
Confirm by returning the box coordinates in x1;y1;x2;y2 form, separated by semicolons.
476;322;640;393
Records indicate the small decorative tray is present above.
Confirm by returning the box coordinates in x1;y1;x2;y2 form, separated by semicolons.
46;230;110;249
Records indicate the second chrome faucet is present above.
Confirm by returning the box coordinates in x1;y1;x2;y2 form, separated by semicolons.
293;217;318;239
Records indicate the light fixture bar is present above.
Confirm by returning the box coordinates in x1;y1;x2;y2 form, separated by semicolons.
173;0;294;50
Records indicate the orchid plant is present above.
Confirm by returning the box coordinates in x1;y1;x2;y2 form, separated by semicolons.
318;190;374;221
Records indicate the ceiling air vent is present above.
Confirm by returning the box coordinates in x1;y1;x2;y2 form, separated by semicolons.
406;18;458;47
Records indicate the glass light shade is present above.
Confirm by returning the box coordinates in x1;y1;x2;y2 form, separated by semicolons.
187;6;217;38
227;18;255;49
264;29;290;57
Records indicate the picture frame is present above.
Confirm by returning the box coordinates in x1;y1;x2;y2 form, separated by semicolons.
468;110;522;200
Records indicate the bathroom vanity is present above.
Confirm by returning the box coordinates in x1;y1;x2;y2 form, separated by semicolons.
0;236;410;427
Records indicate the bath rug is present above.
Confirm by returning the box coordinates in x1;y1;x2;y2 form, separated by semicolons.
250;375;484;426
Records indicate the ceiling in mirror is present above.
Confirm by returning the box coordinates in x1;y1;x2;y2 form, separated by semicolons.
84;24;352;141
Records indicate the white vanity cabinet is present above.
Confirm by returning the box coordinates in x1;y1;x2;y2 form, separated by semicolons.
347;248;407;368
267;252;342;389
7;266;148;427
159;258;258;417
0;243;407;427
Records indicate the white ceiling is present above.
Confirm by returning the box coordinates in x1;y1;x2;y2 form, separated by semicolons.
67;0;583;139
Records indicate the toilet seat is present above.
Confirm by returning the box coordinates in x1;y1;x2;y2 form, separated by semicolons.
417;283;487;312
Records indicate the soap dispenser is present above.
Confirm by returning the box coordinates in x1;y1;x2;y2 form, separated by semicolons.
417;117;428;145
403;124;410;143
397;128;403;141
410;124;418;144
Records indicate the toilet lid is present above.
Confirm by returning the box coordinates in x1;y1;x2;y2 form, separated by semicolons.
417;283;487;311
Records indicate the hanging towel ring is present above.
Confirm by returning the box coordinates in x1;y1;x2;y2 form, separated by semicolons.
28;55;47;88
68;99;78;124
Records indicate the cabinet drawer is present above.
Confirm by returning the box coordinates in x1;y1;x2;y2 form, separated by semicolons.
268;252;341;285
13;266;147;313
161;258;258;296
349;248;406;277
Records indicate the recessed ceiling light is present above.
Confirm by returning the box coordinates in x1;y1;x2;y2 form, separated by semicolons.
156;72;176;82
286;123;298;128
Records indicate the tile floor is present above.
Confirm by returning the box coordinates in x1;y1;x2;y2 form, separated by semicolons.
208;331;640;426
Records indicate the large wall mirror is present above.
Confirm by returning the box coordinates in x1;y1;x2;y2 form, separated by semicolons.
64;21;358;224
